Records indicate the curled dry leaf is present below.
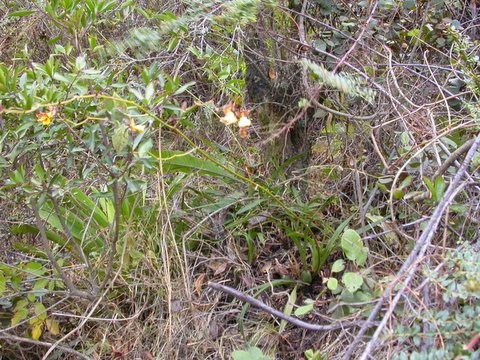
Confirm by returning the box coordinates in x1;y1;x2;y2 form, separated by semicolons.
213;262;228;276
195;273;206;296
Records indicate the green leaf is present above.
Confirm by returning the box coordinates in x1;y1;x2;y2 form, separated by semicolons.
53;72;70;83
236;199;265;215
47;35;62;45
327;277;338;291
69;188;110;228
112;125;129;152
294;302;314;316
340;229;368;266
34;302;47;321
173;81;195;95
152;150;238;181
38;202;95;253
0;272;6;297
407;28;421;37
32;279;49;297
8;10;36;17
11;226;64;256
305;349;323;360
298;98;310;108
423;176;435;197
280;286;297;333
399;175;413;190
232;346;270;360
75;55;87;71
319;215;354;267
331;259;345;273
434;176;446;202
145;82;155;102
342;272;363;293
24;262;46;278
393;189;404;200
14;299;28;311
11;308;28;326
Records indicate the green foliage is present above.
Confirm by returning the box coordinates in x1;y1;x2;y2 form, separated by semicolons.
232;346;272;360
340;229;368;266
279;285;297;333
324;228;376;316
393;243;480;360
0;260;62;340
341;272;364;293
423;176;446;202
304;349;324;360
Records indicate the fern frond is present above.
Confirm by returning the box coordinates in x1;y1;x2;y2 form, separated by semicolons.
301;58;375;103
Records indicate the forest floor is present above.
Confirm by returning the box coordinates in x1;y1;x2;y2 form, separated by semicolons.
0;1;479;360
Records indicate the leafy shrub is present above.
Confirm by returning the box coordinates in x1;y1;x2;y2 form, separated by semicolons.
393;243;480;360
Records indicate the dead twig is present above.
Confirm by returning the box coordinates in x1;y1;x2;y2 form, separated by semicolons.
333;1;379;73
208;282;376;332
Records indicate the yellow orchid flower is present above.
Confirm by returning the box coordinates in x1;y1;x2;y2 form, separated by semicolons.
128;118;145;133
237;111;252;128
36;106;56;126
220;103;238;125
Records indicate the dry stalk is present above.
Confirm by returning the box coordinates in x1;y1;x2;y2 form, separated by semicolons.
208;282;377;332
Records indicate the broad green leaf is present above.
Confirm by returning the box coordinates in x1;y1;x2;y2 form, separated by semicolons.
327;277;338;291
39;202;93;248
399;175;413;190
393;189;404;200
232;347;270;360
14;299;28;311
75;55;86;71
331;259;345;273
11;231;60;258
145;82;154;101
91;188;115;224
11;308;28;326
34;302;47;321
319;215;354;267
407;28;421;37
340;229;368;266
112;125;129;152
305;349;323;360
342;272;363;293
24;262;46;278
32;279;49;297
